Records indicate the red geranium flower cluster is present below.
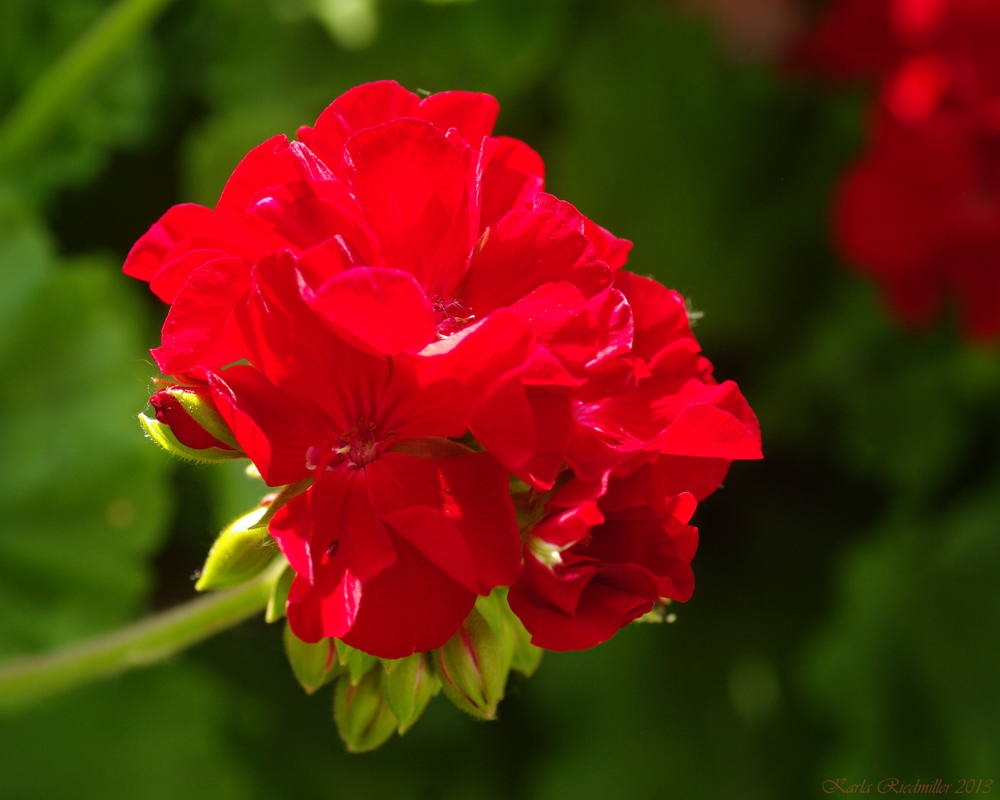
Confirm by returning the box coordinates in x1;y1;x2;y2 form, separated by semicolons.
126;81;761;658
797;0;1000;338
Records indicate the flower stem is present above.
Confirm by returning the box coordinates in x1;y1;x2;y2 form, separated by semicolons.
0;0;175;170
0;557;287;710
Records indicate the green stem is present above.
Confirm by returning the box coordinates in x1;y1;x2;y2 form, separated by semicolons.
0;557;287;710
0;0;175;170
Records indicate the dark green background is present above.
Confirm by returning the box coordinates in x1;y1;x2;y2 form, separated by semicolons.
1;1;997;797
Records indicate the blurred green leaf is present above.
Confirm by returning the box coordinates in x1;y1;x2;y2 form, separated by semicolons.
0;0;166;201
0;202;170;655
803;475;1000;779
0;666;253;800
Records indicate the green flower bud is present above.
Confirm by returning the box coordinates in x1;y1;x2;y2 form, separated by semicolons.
150;384;240;449
333;667;398;753
194;507;278;591
139;413;244;464
283;622;340;695
265;564;294;623
475;591;515;677
334;639;379;685
380;653;440;734
432;602;511;721
496;589;544;677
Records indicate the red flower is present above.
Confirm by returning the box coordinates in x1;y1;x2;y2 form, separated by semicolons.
503;273;760;651
126;81;761;657
837;106;1000;336
797;0;1000;338
123;81;546;375
208;251;530;657
508;474;698;651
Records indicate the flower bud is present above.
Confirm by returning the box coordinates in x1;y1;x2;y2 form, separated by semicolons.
139;413;244;464
431;602;511;720
265;564;294;623
496;589;544;677
333;666;398;753
194;507;279;591
149;385;239;450
283;622;341;695
334;639;379;685
380;653;440;734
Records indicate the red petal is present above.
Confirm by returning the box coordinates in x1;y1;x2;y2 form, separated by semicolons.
479;136;545;233
286;568;364;643
149;247;230;303
124;204;216;281
339;528;477;658
509;571;641;651
306;267;435;356
614;271;694;365
510;282;598;373
653;383;763;460
516;550;599;617
246;179;374;255
587;288;634;365
236;251;391;431
267;491;313;581
533;193;633;270
310;81;421;170
463;209;611;316
151;257;251;375
343;118;469;295
215;135;333;217
579;517;695;601
471;383;573;491
124;204;286;282
516;389;575;490
306;467;396;584
376;506;478;593
835;146;948;278
469;375;538;473
294;237;357;292
378;309;533;440
532;500;604;549
605;454;732;509
366;450;522;592
417;91;499;146
208;365;330;487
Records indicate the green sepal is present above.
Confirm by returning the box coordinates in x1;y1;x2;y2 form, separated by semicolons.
139;413;245;464
164;385;239;448
476;590;514;677
380;653;440;734
333;668;398;753
265;564;294;623
334;639;379;685
194;507;278;591
496;589;544;677
432;602;510;721
283;622;341;695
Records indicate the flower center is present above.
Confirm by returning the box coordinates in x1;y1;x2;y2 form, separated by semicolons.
305;419;395;472
432;297;475;338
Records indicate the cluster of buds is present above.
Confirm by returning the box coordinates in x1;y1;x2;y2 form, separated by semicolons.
280;589;541;751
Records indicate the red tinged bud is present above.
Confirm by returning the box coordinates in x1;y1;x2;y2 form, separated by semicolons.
149;386;238;451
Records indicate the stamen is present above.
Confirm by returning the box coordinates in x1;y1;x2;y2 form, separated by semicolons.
432;297;475;338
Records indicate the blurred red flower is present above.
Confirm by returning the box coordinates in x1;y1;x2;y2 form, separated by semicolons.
797;0;1000;338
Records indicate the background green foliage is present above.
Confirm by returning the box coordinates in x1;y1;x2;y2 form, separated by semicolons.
1;0;997;796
